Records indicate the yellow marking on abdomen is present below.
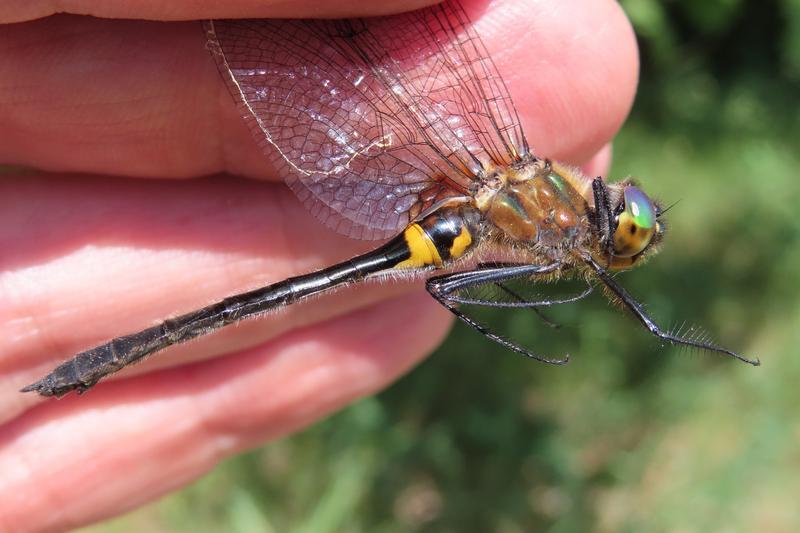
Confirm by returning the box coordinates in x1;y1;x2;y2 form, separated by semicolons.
449;226;472;259
394;224;442;269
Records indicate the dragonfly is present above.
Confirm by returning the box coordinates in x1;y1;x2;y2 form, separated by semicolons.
22;0;759;398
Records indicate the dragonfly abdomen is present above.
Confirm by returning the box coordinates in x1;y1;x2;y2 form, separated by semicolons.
21;207;481;397
394;207;481;269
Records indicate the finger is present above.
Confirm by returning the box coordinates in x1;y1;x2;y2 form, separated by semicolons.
0;173;423;421
581;143;614;178
0;291;451;531
0;0;638;179
0;0;441;24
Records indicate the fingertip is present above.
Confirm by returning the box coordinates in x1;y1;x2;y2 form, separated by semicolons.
0;0;443;23
581;142;614;178
475;0;639;164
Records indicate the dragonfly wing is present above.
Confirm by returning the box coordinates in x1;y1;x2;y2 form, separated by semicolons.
205;0;528;239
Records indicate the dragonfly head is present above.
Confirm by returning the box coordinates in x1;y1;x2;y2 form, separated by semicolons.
597;181;665;270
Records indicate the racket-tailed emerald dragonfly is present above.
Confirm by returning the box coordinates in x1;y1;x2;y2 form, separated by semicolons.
22;0;759;398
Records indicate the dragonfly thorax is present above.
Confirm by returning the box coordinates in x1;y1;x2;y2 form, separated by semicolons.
479;160;593;253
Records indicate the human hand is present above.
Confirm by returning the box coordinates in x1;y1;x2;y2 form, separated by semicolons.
0;0;638;529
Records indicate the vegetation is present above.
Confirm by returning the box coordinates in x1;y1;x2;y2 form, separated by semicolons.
88;1;800;531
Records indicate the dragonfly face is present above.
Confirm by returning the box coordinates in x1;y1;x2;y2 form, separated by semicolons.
21;0;757;398
466;157;664;273
597;181;665;270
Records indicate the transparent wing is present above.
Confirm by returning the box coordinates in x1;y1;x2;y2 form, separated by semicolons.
205;0;528;239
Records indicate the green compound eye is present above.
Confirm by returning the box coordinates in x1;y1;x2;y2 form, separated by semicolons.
613;186;657;258
625;186;656;229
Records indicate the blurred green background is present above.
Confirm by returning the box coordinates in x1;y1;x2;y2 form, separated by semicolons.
86;1;800;531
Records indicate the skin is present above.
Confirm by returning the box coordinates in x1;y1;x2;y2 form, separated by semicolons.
0;0;638;530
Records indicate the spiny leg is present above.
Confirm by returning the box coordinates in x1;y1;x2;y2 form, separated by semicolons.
438;262;592;328
584;256;760;366
495;282;561;329
591;177;616;257
426;263;573;365
490;280;593;329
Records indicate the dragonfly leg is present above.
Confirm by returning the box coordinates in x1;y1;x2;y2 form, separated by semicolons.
426;264;571;365
584;256;760;366
591;177;616;257
489;280;592;329
524;301;561;329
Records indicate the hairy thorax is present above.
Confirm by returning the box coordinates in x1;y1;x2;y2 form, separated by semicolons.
473;157;595;263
